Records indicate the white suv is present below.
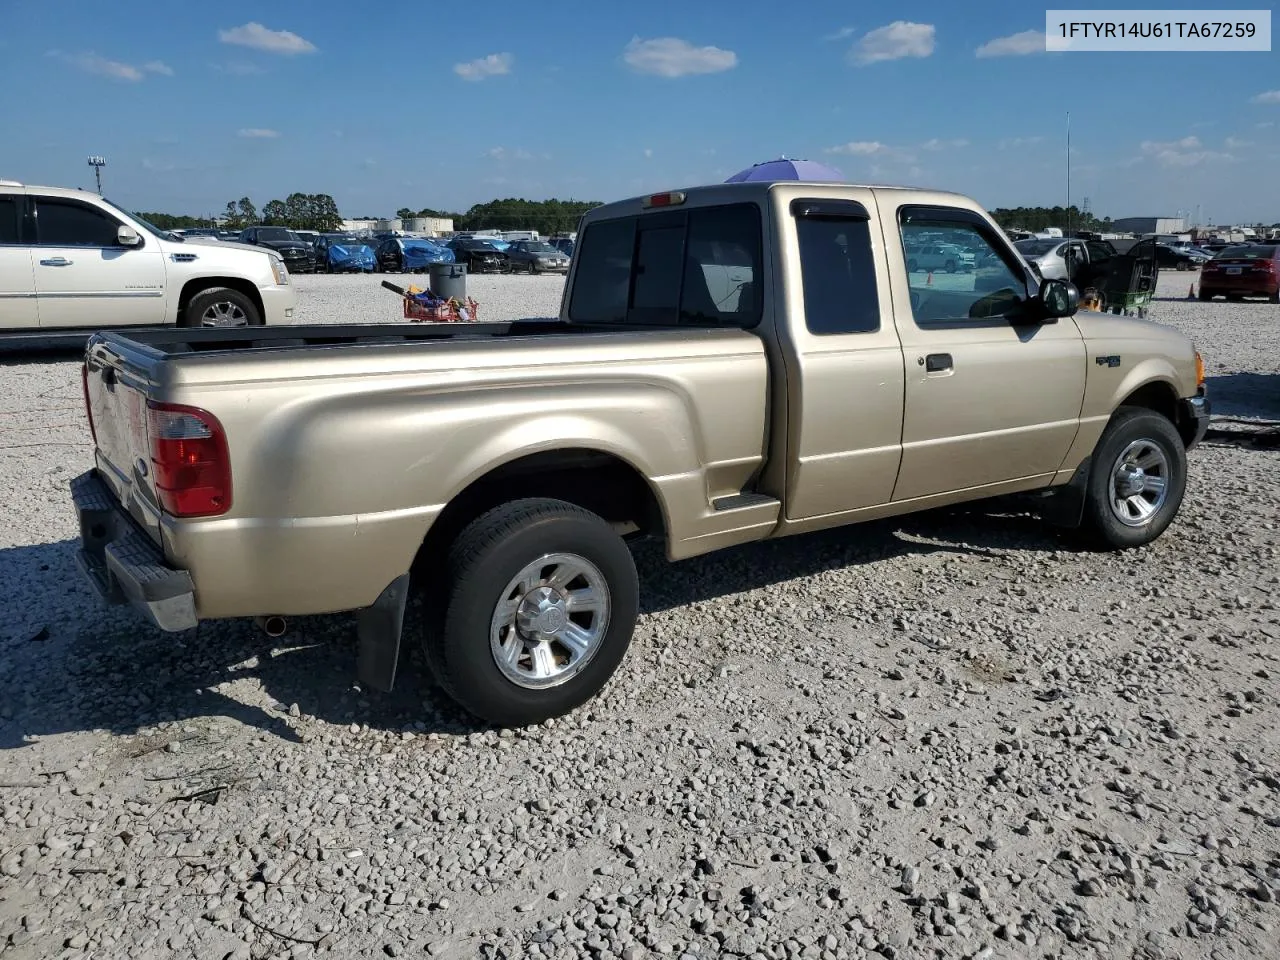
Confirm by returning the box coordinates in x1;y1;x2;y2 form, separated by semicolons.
0;182;296;337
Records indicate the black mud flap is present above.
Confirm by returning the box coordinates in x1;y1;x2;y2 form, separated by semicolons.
356;573;410;692
1040;458;1091;529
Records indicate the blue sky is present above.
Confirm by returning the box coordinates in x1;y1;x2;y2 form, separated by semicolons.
1;2;1277;223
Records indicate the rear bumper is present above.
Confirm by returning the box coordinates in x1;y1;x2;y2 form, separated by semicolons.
1181;388;1210;450
70;471;197;632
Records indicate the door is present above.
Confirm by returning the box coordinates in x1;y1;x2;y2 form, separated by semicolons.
888;204;1085;502
0;194;39;329
32;195;167;327
780;194;906;520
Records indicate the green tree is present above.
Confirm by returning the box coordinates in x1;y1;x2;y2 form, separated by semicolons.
309;193;343;232
236;197;258;226
396;208;414;220
222;201;241;229
262;200;287;225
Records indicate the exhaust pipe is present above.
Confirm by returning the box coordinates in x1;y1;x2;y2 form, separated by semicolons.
255;615;287;638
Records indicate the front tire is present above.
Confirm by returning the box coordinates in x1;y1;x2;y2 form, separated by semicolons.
182;287;261;328
1082;407;1187;549
425;499;639;726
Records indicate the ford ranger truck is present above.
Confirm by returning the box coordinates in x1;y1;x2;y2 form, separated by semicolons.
72;181;1210;726
0;181;296;344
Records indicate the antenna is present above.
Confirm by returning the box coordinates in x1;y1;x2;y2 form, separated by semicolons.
1065;112;1071;239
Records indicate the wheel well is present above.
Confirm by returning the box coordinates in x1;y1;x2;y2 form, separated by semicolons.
416;450;666;573
1119;381;1177;422
1121;381;1199;446
176;277;264;325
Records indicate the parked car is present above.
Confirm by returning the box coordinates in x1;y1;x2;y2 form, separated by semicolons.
550;237;575;258
73;180;1209;727
1198;244;1280;302
504;240;572;274
1128;240;1208;272
375;237;455;273
238;226;315;274
904;241;970;273
1014;238;1118;283
0;181;295;340
314;234;377;273
447;237;510;273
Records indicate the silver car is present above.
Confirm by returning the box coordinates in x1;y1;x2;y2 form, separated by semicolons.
1014;238;1087;281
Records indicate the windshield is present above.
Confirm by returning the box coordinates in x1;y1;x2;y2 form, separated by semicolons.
523;242;558;254
257;227;295;241
460;240;497;250
327;235;364;246
1014;239;1060;256
1216;245;1276;259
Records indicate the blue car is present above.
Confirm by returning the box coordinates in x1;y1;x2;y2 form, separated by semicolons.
375;236;455;273
315;233;376;273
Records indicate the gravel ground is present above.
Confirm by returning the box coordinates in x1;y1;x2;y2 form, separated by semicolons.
1;271;1278;960
291;272;568;326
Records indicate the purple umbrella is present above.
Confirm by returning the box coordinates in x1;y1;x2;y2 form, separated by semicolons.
724;157;845;183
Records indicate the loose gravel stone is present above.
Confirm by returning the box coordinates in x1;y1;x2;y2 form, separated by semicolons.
0;271;1277;958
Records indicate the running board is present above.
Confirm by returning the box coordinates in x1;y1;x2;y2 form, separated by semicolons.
712;492;780;512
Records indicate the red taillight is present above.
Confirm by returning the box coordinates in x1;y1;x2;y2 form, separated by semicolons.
146;402;231;518
81;364;97;444
642;191;687;209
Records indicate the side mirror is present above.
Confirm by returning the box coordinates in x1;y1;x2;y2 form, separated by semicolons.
1038;278;1079;320
117;225;141;247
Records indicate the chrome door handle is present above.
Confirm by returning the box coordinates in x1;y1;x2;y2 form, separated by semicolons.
39;257;73;267
925;353;953;372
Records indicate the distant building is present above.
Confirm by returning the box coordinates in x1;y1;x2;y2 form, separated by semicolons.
1111;216;1188;235
341;219;378;234
402;216;454;236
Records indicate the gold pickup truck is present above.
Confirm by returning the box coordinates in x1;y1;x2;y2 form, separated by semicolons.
73;181;1209;726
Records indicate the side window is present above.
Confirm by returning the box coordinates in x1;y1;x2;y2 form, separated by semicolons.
900;210;1029;324
34;198;120;247
1086;241;1113;262
794;206;880;335
0;197;20;244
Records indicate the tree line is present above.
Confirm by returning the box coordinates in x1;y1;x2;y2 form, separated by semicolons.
138;196;600;235
989;206;1113;233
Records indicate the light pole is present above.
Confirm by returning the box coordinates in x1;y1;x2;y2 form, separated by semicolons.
87;156;106;194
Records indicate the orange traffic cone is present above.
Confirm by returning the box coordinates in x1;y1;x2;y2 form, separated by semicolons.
1187;283;1195;299
926;271;933;286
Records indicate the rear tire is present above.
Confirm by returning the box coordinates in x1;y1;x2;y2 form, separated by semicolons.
1081;407;1186;550
423;498;639;726
1198;290;1212;301
182;287;261;328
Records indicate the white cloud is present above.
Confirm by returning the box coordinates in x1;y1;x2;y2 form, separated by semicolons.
997;135;1046;149
623;37;737;78
1139;135;1234;166
143;60;174;76
49;50;143;81
644;148;654;158
1256;121;1275;129
1224;136;1253;149
850;22;935;65
824;26;857;42
218;23;316;55
975;30;1045;58
513;148;535;161
1253;90;1280;104
454;52;513;81
485;147;506;159
826;141;889;156
237;128;280;139
921;138;969;151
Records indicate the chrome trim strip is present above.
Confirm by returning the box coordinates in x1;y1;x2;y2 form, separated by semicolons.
0;292;38;298
36;291;164;299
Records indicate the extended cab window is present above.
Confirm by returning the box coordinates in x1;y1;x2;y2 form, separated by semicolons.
899;207;1029;325
34;197;121;247
792;199;880;335
569;203;762;327
0;197;20;244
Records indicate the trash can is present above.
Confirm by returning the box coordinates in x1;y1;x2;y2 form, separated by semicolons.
429;262;467;302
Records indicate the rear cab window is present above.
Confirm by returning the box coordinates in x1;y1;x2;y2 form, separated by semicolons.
569;202;762;327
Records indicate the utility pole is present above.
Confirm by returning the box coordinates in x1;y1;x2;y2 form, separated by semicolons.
87;155;106;194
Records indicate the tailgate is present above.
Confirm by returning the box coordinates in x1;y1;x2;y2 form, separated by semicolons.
84;339;160;535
